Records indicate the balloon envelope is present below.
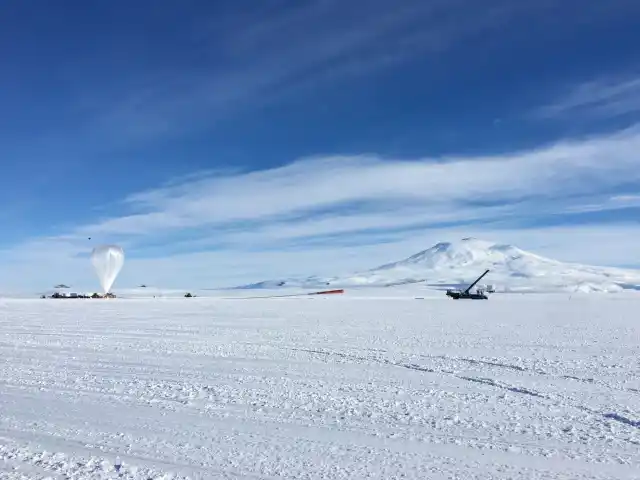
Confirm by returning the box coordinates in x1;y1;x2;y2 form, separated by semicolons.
91;245;125;294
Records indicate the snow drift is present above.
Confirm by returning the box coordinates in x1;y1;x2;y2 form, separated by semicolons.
240;237;640;293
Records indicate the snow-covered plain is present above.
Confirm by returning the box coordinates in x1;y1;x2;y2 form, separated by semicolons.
1;291;639;479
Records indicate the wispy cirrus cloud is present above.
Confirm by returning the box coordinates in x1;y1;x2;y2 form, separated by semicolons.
75;0;561;145
535;76;640;120
1;126;640;290
564;192;640;214
15;1;638;167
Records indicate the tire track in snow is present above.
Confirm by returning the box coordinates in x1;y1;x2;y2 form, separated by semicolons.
291;347;640;436
416;353;637;395
353;346;638;396
602;414;640;429
456;376;546;399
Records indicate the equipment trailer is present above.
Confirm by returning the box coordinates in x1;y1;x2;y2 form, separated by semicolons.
446;269;490;300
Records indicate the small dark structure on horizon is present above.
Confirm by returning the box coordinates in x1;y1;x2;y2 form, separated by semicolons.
446;270;490;300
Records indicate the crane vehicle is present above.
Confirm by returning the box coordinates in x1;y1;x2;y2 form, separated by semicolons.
446;269;490;300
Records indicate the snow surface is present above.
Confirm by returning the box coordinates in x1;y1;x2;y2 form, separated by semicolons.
241;237;640;293
1;291;639;479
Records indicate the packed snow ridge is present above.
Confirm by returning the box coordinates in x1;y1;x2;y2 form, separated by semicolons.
241;237;640;293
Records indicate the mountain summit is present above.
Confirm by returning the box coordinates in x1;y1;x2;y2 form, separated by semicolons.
241;238;640;293
374;237;544;271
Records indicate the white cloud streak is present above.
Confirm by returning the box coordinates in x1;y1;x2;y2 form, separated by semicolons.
535;76;640;119
565;193;640;214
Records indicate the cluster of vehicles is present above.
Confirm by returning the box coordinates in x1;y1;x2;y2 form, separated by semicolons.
42;292;116;299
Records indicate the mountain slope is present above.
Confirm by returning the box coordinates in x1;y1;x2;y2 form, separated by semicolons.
240;238;640;293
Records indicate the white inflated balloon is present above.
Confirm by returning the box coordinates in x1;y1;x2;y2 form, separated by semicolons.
91;245;125;294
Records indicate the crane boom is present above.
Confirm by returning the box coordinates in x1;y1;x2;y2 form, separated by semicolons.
463;269;490;294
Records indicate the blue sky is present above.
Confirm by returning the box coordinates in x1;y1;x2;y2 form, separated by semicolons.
1;0;640;290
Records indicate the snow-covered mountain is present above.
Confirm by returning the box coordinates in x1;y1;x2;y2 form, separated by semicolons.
240;237;640;293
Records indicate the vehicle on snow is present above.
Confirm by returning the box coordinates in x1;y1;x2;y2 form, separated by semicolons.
446;269;491;300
